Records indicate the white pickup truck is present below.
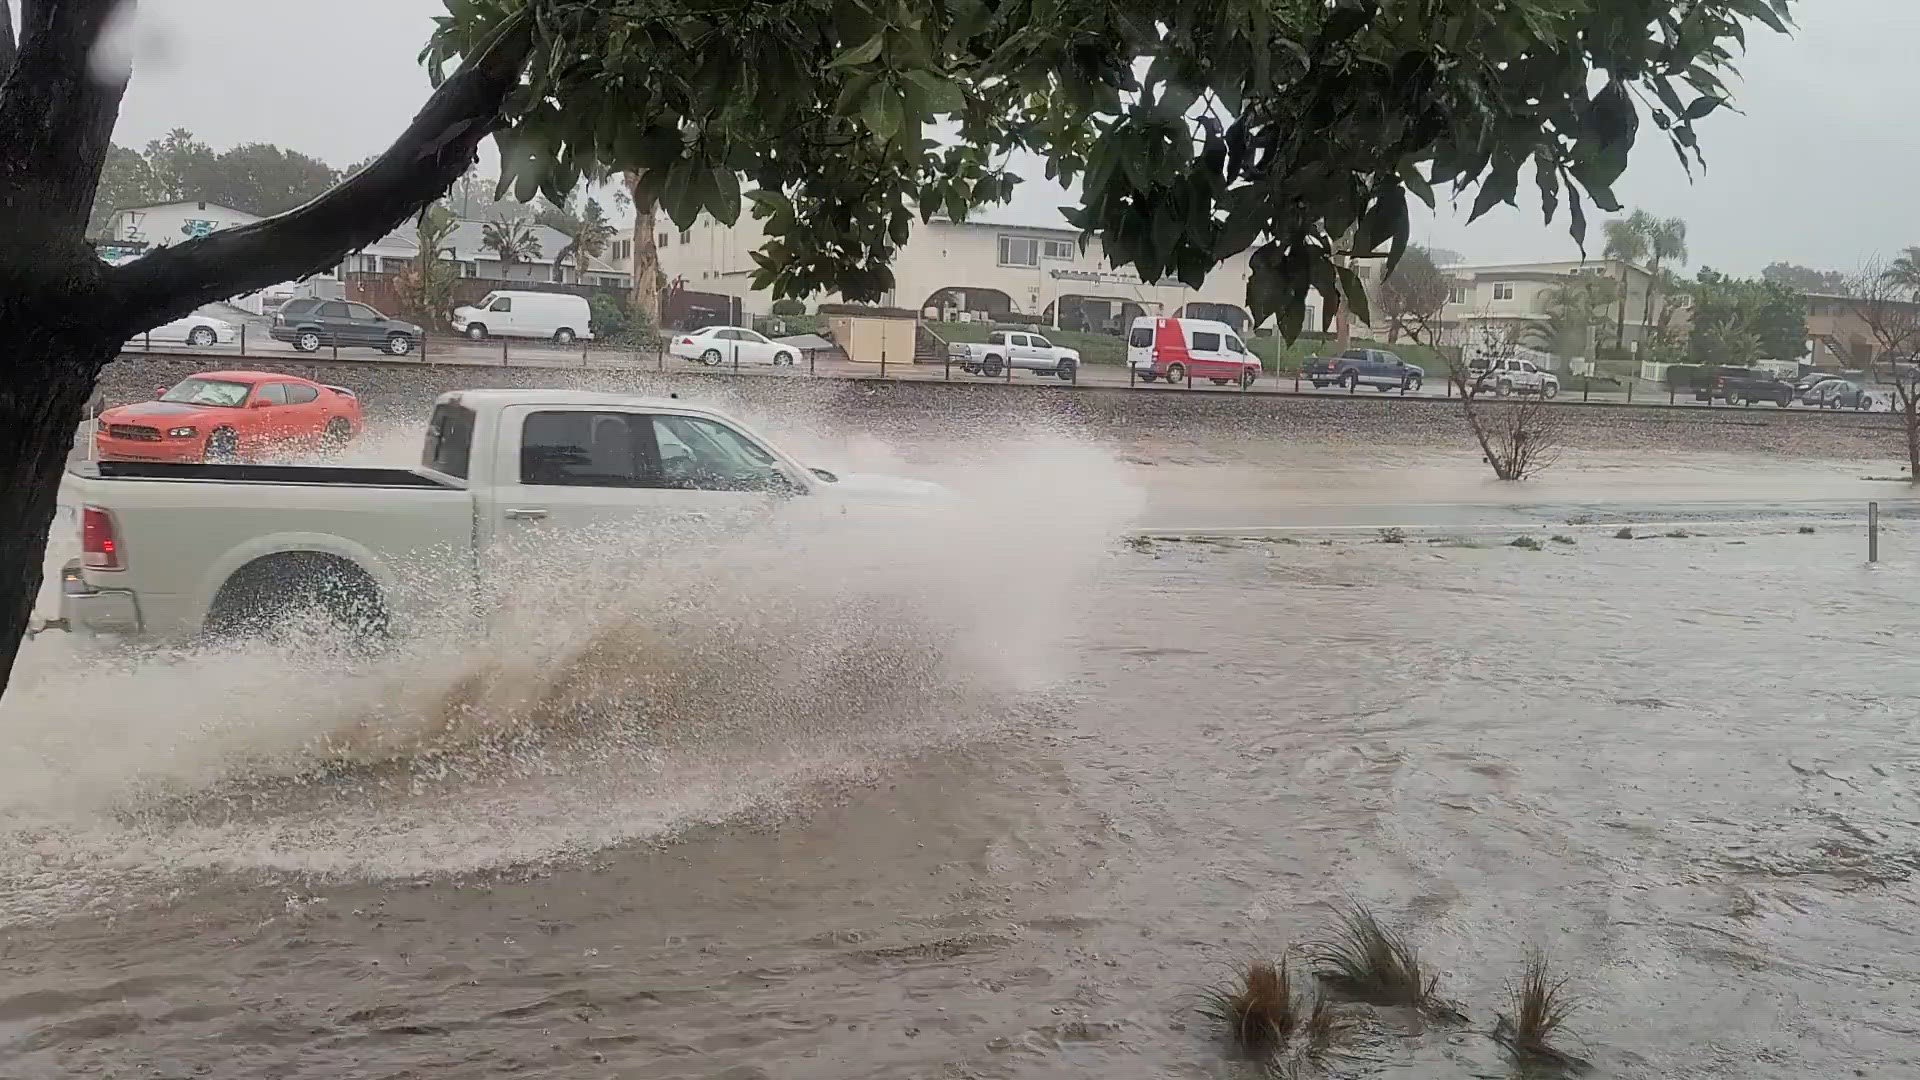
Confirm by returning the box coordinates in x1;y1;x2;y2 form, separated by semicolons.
947;329;1080;381
57;389;942;643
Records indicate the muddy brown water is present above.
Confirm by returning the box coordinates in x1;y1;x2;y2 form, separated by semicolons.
10;422;1920;1078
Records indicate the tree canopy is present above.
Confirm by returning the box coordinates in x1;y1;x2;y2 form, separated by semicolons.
1761;261;1847;295
1686;267;1808;367
427;0;1792;338
87;128;344;236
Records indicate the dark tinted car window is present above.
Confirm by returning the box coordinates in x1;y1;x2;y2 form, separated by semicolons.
284;383;318;404
256;383;289;406
423;403;475;479
319;302;351;318
1129;327;1152;348
281;298;321;318
1191;331;1221;352
520;411;661;487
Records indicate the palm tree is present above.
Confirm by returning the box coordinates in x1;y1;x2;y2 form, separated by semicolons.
1640;216;1689;339
1885;246;1920;296
481;217;543;268
551;197;616;281
1602;211;1652;353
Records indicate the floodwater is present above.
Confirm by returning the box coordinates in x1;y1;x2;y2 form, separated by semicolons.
6;418;1919;1079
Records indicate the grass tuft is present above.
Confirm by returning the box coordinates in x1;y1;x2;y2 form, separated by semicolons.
1494;948;1590;1073
1307;903;1433;1008
1613;527;1634;540
1549;534;1576;545
1665;528;1693;539
1378;527;1408;544
1798;525;1817;535
1509;536;1543;551
1199;957;1300;1053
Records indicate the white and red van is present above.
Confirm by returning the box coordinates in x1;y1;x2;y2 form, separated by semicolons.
1127;317;1261;386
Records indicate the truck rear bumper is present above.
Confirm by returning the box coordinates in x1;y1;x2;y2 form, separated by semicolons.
56;559;142;635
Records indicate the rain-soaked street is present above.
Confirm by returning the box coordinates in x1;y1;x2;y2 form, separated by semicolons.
4;397;1918;1078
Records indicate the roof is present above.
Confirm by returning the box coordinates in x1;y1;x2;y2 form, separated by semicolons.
364;218;622;273
114;201;260;219
181;370;318;382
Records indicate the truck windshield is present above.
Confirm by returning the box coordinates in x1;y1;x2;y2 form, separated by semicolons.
160;379;251;407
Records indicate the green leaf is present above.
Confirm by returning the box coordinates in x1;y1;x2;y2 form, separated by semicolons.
902;69;965;114
1397;161;1435;208
707;166;741;226
1682;96;1724;120
861;82;902;141
1467;161;1519;224
1337;263;1371;326
829;33;886;70
1566;183;1588;252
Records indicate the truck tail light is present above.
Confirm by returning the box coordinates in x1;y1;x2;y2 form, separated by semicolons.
82;506;122;570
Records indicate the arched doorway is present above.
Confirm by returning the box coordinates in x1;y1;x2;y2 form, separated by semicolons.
1175;302;1251;330
1043;295;1149;335
922;287;1015;322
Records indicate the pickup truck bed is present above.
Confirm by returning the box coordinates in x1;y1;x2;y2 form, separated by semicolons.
96;460;456;488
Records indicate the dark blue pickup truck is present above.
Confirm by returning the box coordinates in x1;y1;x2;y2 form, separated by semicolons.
1303;348;1425;392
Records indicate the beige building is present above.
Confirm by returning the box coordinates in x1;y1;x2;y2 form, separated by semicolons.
1434;258;1658;362
614;208;1279;331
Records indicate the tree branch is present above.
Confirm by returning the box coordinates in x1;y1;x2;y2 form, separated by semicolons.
108;10;534;332
0;0;17;84
0;0;124;235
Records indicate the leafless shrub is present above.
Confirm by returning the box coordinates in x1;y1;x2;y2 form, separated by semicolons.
1448;321;1566;481
1846;257;1920;481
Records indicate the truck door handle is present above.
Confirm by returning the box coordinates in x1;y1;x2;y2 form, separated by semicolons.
504;507;549;520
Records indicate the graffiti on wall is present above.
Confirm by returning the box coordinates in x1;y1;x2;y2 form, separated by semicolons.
179;219;219;240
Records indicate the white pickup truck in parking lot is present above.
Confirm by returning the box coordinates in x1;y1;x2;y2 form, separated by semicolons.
947;329;1081;380
57;390;943;643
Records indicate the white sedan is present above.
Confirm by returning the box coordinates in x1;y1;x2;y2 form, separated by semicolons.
669;325;801;367
129;311;240;349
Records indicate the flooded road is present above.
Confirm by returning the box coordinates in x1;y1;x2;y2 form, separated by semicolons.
6;424;1919;1078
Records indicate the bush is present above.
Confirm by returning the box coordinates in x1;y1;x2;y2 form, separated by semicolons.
589;292;659;348
770;297;807;317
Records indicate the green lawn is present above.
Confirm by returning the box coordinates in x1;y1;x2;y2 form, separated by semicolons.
924;320;1442;373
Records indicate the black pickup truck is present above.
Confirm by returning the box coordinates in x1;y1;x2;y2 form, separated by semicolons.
1694;366;1795;407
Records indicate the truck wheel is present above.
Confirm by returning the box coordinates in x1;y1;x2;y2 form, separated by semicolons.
1543;382;1559;400
465;323;488;341
701;349;724;367
1497;380;1513;397
982;355;1004;377
1405;376;1422;392
1343;371;1359;390
204;427;239;463
1057;359;1076;382
205;552;389;647
554;328;577;345
1166;363;1187;383
294;331;321;353
1240;369;1258;388
386;333;413;355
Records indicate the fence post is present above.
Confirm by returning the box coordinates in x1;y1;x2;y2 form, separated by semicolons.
422;331;429;364
143;331;150;352
1669;383;1675;405
1869;501;1880;563
582;340;589;368
1293;370;1299;393
239;323;247;356
502;336;509;367
945;350;951;381
1129;361;1136;387
880;348;886;379
1186;365;1193;391
1583;378;1590;402
332;336;339;361
657;342;664;372
1005;356;1012;384
809;348;816;375
1627;380;1633;404
732;339;739;373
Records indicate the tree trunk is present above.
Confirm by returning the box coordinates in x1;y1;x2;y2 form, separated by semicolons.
1907;396;1920;482
626;173;661;325
1613;265;1629;356
0;335;118;700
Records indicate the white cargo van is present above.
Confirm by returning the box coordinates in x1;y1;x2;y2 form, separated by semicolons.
452;291;595;344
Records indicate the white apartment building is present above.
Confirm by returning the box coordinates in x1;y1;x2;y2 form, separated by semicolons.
615;208;1289;332
1436;258;1657;360
105;201;262;252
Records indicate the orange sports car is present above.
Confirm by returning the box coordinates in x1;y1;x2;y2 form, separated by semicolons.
94;370;363;463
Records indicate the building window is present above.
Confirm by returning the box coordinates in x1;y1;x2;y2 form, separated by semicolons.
679;229;692;244
1492;282;1515;300
1042;239;1074;260
658;232;670;248
1448;285;1468;304
998;235;1040;267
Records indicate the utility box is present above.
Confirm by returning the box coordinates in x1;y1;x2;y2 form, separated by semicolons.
820;304;919;365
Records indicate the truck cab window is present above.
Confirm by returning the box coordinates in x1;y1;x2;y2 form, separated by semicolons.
650;415;788;493
520;411;657;487
423;403;476;479
1129;327;1153;348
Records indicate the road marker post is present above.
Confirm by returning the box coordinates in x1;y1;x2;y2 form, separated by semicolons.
1870;501;1880;563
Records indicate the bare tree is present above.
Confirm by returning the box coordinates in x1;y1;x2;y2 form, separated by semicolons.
1847;258;1920;480
1378;245;1453;345
1448;321;1566;481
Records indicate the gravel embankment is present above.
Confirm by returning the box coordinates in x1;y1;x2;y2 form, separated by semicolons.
96;354;1904;461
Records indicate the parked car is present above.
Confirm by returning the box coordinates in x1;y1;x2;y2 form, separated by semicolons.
1794;370;1855;402
58;390;941;643
948;328;1081;380
271;299;422;355
1302;347;1424;391
1805;378;1878;411
1465;356;1559;398
1695;366;1793;406
451;290;594;344
1127;317;1260;386
130;310;239;348
93;371;363;463
670;325;802;367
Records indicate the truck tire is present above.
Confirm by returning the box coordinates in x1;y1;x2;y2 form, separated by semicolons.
982;355;1004;377
1240;369;1258;389
1497;379;1514;397
205;552;388;647
465;323;488;341
1056;358;1076;382
1166;362;1187;383
1543;382;1559;400
1343;371;1360;390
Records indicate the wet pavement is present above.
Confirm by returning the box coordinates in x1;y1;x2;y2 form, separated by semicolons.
6;426;1919;1079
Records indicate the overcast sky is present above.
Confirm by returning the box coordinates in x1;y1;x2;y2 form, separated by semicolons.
106;0;1913;276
